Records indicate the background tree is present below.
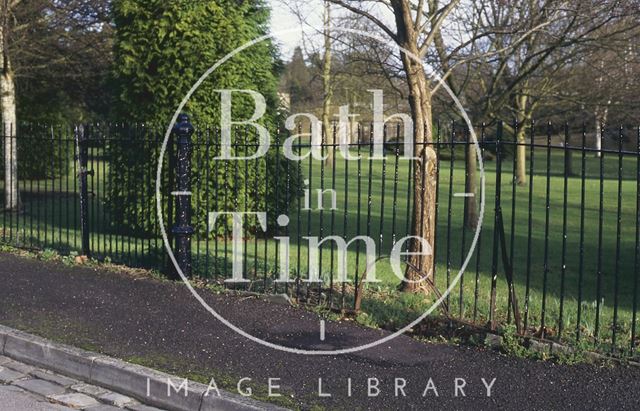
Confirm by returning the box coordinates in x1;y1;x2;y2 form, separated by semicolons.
554;22;640;154
436;0;638;184
322;1;334;165
281;47;314;106
0;0;112;210
326;0;461;293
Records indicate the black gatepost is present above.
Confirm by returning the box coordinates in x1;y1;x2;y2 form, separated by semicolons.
170;114;195;279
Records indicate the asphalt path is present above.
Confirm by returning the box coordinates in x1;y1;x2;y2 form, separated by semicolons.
0;252;639;410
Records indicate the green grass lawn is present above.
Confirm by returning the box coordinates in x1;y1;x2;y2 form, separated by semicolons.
2;144;639;355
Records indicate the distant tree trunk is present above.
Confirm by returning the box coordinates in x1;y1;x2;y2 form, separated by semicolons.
322;1;334;166
0;4;17;211
594;117;602;156
593;58;610;159
515;126;528;186
594;105;609;158
515;94;530;186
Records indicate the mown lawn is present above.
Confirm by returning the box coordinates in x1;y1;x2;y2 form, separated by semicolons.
193;145;640;354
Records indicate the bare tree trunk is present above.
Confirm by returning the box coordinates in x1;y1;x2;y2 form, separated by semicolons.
0;4;17;211
1;70;16;210
322;1;334;166
400;48;437;293
325;0;453;293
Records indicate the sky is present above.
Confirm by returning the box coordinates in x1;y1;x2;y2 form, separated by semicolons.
268;0;324;60
268;1;404;62
268;1;471;64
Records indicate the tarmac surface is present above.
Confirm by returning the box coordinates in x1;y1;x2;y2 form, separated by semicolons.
0;252;639;410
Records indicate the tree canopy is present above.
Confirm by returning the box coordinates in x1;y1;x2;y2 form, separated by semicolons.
112;0;281;127
108;0;298;237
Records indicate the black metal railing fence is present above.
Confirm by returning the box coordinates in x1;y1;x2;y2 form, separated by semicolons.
0;118;638;357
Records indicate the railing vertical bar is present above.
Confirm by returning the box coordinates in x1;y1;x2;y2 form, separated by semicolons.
126;124;133;263
490;121;503;330
459;125;469;319
433;120;441;285
95;125;100;257
541;121;552;337
145;126;152;264
130;125;137;263
213;129;220;280
446;122;455;310
329;123;337;308
194;127;203;274
223;138;230;285
44;124;50;248
405;134;412;253
29;125;35;248
595;123;605;342
20;125;26;247
319;128;326;298
204;129;211;277
73;125;78;253
524;121;535;333
633;125;640;353
154;126;161;269
473;123;485;322
378;124;387;253
254;130;264;287
2;124;6;243
110;125;116;261
341;127;349;311
353;125;362;309
559;123;570;339
133;125;141;265
508;121;518;324
295;124;303;302
361;126;374;308
17;123;22;246
253;128;259;283
612;126;624;352
233;129;241;288
576;123;587;342
10;123;16;244
98;124;104;257
391;123;400;247
306;125;313;302
263;128;269;289
244;126;251;288
284;133;291;296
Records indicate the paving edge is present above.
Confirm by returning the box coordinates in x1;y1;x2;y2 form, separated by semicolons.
0;325;288;411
